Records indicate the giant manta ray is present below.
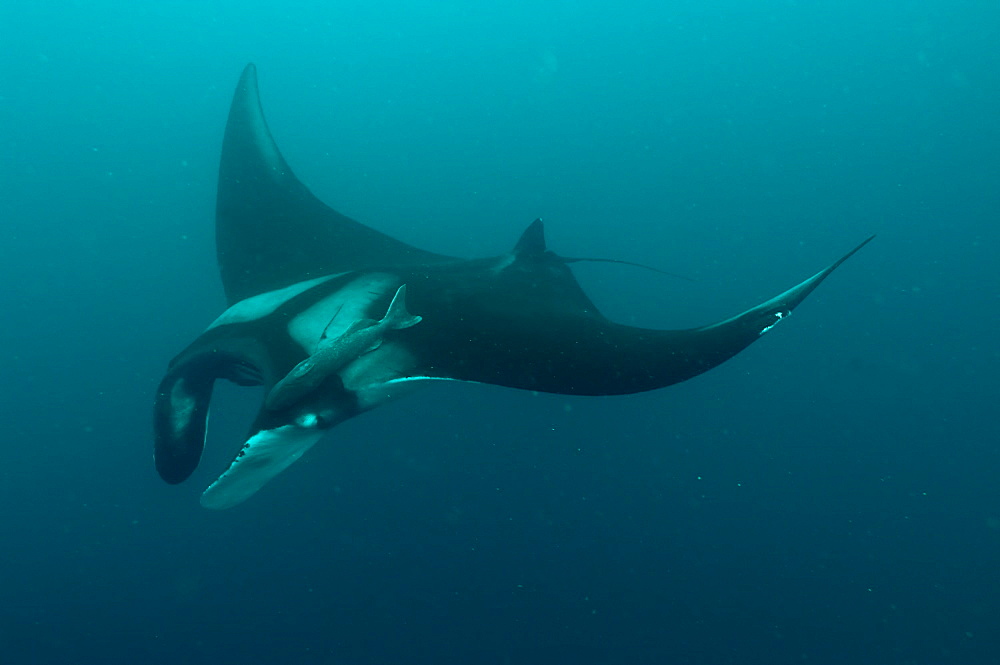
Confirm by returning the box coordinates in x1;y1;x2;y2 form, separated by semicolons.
154;64;872;509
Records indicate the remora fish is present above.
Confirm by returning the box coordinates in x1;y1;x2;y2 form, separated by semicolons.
265;284;422;412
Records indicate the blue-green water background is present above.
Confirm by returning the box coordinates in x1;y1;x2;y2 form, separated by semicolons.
1;2;998;663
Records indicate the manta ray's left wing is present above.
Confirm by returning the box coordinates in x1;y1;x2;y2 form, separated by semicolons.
217;64;454;305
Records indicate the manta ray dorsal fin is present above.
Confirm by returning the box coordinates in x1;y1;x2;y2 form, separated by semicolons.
513;218;546;257
216;64;455;305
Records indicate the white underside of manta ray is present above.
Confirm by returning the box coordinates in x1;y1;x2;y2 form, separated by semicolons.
153;64;873;509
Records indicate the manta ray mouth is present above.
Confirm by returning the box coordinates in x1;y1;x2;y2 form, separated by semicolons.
200;421;326;510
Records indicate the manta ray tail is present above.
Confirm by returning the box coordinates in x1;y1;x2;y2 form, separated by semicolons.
515;218;695;281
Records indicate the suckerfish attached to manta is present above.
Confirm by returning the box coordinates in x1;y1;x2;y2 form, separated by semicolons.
265;284;422;412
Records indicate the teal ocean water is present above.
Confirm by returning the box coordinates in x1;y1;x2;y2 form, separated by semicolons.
1;2;997;663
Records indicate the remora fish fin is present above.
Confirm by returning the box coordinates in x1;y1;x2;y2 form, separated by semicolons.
319;304;346;340
216;64;454;305
382;284;422;330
